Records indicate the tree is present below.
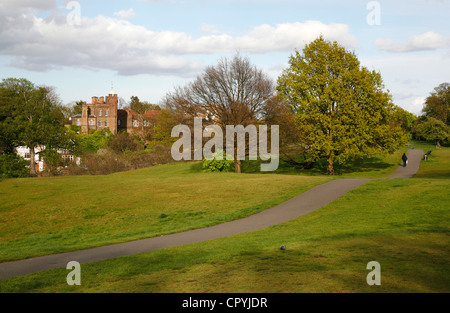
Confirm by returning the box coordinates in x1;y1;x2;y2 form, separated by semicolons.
72;100;84;116
413;117;450;148
263;95;309;167
152;109;178;146
109;132;142;153
393;106;416;132
422;83;449;125
277;37;405;175
0;153;28;178
0;78;69;176
163;54;274;173
129;96;159;142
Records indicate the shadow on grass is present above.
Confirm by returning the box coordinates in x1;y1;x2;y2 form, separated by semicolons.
189;156;393;176
188;161;204;173
414;170;450;179
238;155;393;176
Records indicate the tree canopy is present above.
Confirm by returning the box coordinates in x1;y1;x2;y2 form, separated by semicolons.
413;117;450;148
422;82;449;125
277;37;406;174
0;78;70;176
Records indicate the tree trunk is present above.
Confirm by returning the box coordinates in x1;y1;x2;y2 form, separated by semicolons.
326;152;335;175
437;140;441;149
234;148;241;173
29;146;37;177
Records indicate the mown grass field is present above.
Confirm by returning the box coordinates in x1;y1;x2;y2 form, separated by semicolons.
0;142;448;292
0;163;332;262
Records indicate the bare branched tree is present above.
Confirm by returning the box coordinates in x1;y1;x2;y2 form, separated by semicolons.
163;54;274;173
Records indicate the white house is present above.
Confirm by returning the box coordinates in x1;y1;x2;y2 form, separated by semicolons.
15;146;80;172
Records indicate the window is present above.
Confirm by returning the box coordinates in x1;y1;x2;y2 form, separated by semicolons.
133;120;139;127
104;121;108;127
118;119;121;126
99;109;102;117
144;120;149;127
63;155;74;162
24;152;31;159
105;110;109;117
89;119;94;126
76;119;80;126
98;121;102;127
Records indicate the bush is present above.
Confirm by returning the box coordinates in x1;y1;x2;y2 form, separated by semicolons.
0;154;29;178
109;132;142;153
78;128;113;153
202;150;235;172
69;124;81;133
64;145;173;176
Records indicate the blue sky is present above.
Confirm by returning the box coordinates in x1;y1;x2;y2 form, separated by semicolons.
0;0;449;115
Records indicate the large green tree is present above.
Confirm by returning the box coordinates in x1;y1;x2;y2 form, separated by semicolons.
413;117;450;148
422;82;449;125
277;37;405;174
0;78;69;176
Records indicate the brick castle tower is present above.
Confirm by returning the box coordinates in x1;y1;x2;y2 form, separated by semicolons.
80;88;118;134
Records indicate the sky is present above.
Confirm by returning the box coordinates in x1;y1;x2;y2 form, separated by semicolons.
0;0;449;115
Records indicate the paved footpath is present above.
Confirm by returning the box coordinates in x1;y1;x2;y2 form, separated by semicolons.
0;149;423;280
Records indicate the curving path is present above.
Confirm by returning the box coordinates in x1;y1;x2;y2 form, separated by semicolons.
0;149;423;280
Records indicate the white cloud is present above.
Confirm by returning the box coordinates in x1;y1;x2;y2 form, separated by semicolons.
375;31;450;52
0;0;57;11
410;97;426;115
393;91;414;100
0;5;358;77
113;8;135;19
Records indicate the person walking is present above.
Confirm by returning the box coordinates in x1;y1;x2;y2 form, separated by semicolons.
402;153;408;167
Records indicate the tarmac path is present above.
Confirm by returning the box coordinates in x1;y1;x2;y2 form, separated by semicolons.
0;149;423;280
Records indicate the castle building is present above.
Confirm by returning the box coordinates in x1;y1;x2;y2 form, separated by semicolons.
72;90;159;135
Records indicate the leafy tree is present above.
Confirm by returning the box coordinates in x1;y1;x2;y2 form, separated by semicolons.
78;128;112;153
393;106;417;133
129;96;159;142
422;83;449;125
69;124;81;133
39;149;64;174
152;109;178;146
263;95;309;167
72;100;84;116
0;78;69;176
0;153;28;178
277;37;405;174
413;117;450;148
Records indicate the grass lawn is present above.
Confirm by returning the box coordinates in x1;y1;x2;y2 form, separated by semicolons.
0;142;448;292
0;161;332;262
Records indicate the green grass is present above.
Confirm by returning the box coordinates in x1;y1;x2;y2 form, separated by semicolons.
0;161;331;262
0;142;448;292
411;143;450;179
240;147;408;179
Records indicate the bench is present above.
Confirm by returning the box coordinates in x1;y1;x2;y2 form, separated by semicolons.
424;150;432;160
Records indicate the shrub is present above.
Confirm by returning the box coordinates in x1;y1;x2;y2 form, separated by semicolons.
64;145;173;176
109;132;142;153
202;150;235;172
69;124;81;133
78;128;113;153
0;153;29;178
